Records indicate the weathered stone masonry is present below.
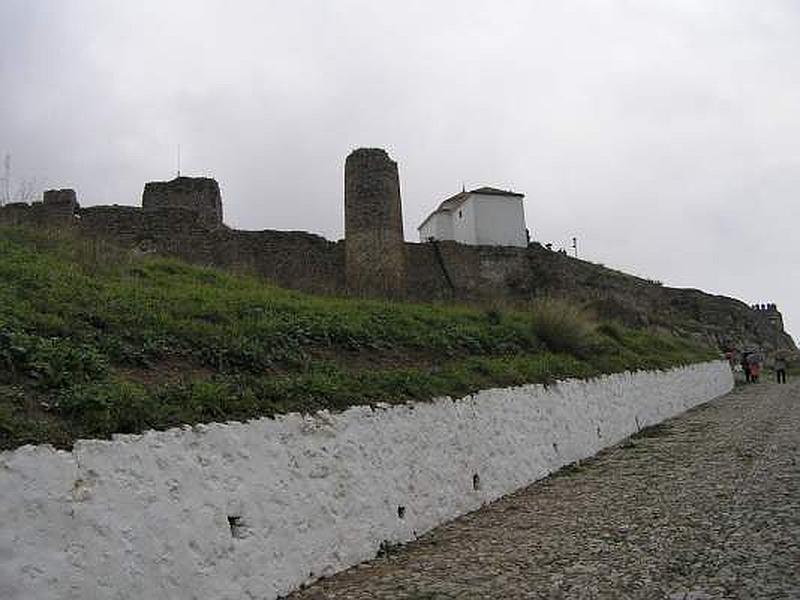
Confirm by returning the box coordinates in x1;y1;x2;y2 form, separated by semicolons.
0;188;78;227
0;148;794;351
142;176;223;230
344;148;406;297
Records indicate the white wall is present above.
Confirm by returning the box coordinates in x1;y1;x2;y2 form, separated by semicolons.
418;211;453;242
472;194;527;247
418;215;434;241
451;195;477;245
417;193;527;247
0;361;733;600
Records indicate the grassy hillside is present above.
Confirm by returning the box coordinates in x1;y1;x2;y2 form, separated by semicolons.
0;227;717;450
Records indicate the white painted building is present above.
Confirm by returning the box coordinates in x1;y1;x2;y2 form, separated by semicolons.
417;187;528;247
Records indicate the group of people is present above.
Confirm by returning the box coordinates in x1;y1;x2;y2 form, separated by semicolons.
725;348;789;384
740;351;764;383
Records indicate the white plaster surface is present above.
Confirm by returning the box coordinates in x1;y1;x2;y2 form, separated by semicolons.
417;192;527;247
471;193;527;247
450;194;477;245
0;361;732;600
418;210;453;242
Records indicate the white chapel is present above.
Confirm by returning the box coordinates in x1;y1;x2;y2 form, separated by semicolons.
417;187;527;247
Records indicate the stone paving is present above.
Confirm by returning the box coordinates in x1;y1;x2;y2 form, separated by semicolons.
289;380;800;599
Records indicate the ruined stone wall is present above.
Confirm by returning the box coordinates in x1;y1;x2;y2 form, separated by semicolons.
0;197;78;227
405;239;794;351
78;208;344;295
0;182;793;352
79;205;207;240
0;202;35;226
752;304;785;332
202;230;344;295
42;188;77;206
142;177;223;230
405;242;531;303
41;189;79;224
1;195;344;294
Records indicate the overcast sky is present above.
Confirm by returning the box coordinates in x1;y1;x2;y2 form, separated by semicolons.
2;1;798;338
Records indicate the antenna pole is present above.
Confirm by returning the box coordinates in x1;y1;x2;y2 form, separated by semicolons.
176;144;181;177
1;153;10;206
572;236;578;258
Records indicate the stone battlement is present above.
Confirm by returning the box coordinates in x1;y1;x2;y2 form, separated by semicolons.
751;303;785;332
42;188;78;207
0;189;79;226
752;303;780;312
0;152;795;353
142;176;223;229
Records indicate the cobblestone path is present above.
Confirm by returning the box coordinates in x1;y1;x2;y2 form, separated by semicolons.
289;380;800;600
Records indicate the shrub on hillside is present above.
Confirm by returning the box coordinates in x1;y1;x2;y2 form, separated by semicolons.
57;381;150;435
529;299;596;358
597;321;625;343
0;327;108;388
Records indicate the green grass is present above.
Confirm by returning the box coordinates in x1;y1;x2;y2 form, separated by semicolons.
0;226;718;450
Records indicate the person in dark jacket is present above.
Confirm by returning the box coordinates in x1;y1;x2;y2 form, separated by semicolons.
774;354;788;384
741;353;752;383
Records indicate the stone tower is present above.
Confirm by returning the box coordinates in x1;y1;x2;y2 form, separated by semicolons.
762;303;785;332
43;188;78;208
142;176;223;229
344;148;406;297
41;188;79;223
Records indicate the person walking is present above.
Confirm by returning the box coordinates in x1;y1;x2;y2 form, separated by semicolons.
748;352;762;383
741;353;752;383
774;354;788;384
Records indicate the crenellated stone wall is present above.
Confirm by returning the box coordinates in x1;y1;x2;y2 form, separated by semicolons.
142;176;223;230
0;153;795;352
79;205;207;240
42;188;78;209
0;189;79;227
77;209;345;295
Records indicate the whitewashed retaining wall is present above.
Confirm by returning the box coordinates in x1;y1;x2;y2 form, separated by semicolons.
0;361;732;600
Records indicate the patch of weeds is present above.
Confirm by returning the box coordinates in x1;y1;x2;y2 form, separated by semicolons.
554;460;586;478
632;422;671;439
529;298;596;358
377;539;404;558
56;381;152;436
0;327;109;389
597;321;625;343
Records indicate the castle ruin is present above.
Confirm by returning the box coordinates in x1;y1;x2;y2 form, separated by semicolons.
142;176;223;230
0;148;795;352
344;148;406;297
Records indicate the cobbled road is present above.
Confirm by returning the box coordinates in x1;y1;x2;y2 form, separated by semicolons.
289;380;800;600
